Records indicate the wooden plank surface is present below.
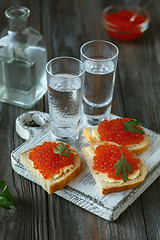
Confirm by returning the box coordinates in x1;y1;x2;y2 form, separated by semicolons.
11;113;160;222
0;0;160;239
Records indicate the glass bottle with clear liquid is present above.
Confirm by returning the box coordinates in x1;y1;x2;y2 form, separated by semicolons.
0;6;47;108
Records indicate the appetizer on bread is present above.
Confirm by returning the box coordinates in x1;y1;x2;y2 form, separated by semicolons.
18;141;81;194
82;142;147;194
83;118;149;155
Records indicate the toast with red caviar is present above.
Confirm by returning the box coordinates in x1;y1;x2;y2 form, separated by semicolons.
82;142;147;194
18;141;81;194
83;118;149;155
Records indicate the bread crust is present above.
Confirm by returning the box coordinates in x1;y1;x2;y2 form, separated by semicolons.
82;142;147;194
83;126;149;155
18;141;81;194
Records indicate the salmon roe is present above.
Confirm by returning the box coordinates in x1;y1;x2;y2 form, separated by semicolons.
93;143;140;180
29;142;74;179
98;118;144;145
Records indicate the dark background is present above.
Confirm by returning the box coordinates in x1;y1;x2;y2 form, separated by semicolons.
0;0;160;239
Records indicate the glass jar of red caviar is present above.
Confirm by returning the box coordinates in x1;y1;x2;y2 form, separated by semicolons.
102;4;150;41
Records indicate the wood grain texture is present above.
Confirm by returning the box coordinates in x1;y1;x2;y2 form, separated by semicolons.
11;115;160;223
0;0;160;239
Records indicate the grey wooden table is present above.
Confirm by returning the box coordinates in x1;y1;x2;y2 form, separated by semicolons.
0;0;160;239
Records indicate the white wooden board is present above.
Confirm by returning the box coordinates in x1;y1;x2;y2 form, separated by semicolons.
11;112;160;221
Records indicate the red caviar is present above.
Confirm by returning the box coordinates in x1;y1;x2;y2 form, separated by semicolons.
105;10;146;41
93;143;140;180
98;118;144;146
29;142;74;179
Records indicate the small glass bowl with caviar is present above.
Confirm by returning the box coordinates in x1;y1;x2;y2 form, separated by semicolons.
102;4;150;41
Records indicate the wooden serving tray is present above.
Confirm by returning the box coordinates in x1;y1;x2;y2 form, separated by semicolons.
11;111;160;221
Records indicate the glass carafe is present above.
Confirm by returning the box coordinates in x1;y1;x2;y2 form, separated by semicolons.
0;6;47;108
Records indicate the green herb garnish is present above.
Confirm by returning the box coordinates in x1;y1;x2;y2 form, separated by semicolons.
114;147;132;183
0;180;17;210
53;142;71;157
122;119;144;134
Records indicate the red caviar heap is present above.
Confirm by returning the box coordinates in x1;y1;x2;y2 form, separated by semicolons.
98;118;144;146
93;143;140;180
105;10;146;41
106;10;145;28
29;142;74;179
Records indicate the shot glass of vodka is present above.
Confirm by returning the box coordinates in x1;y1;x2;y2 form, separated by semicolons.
80;40;119;125
46;57;85;141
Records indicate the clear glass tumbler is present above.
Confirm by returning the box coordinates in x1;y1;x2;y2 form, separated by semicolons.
80;40;119;125
46;57;85;142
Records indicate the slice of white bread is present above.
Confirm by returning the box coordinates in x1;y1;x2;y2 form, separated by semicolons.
18;141;81;194
82;142;147;194
83;126;149;155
